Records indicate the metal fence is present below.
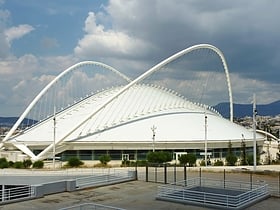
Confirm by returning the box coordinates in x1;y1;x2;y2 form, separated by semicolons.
76;170;136;189
137;164;280;197
156;177;269;209
0;185;35;204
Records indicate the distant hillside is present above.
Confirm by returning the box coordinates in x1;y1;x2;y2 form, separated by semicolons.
214;100;280;118
1;100;279;126
0;117;37;127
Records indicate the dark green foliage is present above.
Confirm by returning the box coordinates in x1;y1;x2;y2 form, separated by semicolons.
178;153;197;166
240;140;247;165
213;159;224;166
136;160;147;166
8;161;14;168
226;141;237;166
146;151;172;164
200;159;206;166
67;157;84;167
0;157;9;169
247;144;261;165
23;159;32;168
99;155;111;165
32;160;44;168
13;161;24;169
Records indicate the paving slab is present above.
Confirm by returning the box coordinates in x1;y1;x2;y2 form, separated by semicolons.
0;180;279;210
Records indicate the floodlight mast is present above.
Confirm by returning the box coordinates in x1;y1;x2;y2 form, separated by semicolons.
253;94;257;171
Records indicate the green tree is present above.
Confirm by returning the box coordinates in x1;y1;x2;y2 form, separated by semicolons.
32;160;44;169
226;141;237;166
67;157;84;167
178;153;197;166
247;143;261;165
0;157;9;169
240;140;247;165
146;151;172;164
23;159;33;168
13;161;24;169
99;154;111;165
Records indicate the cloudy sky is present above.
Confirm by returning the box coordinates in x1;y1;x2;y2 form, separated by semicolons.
0;0;279;117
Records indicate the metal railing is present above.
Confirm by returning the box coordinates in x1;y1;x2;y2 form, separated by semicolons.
76;170;135;189
59;202;126;210
138;165;280;197
157;177;269;209
0;185;35;204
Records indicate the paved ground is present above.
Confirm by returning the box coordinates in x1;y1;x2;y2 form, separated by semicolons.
0;180;279;210
0;166;280;210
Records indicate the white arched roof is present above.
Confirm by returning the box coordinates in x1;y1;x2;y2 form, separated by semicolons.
11;84;262;145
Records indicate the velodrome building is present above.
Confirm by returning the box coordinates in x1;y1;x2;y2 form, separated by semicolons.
0;44;266;162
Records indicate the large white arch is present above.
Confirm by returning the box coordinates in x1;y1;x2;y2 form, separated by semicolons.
1;61;131;144
36;44;233;160
1;44;234;160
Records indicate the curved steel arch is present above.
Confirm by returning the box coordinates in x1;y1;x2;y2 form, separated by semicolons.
36;44;233;160
2;61;131;143
124;43;233;121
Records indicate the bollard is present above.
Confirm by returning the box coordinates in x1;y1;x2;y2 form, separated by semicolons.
155;166;157;183
174;163;177;183
164;163;167;184
146;164;148;182
135;162;138;180
224;169;226;188
199;168;202;186
250;171;253;190
184;164;187;186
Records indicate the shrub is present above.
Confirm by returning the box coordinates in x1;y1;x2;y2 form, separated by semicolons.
23;159;32;168
200;159;206;166
33;160;44;169
226;141;237;166
121;160;130;167
99;155;111;165
213;159;224;166
136;160;147;166
147;151;172;164
67;157;84;167
13;161;24;169
0;157;9;169
226;153;237;166
178;154;197;167
8;161;14;168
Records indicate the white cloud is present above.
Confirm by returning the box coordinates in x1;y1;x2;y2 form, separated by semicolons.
4;24;34;43
74;12;154;59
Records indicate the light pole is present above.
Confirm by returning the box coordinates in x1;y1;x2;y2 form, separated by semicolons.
253;94;257;171
204;113;208;166
151;125;157;152
53;106;56;169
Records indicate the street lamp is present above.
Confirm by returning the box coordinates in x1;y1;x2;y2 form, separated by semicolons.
204;113;208;166
53;106;56;169
151;125;157;152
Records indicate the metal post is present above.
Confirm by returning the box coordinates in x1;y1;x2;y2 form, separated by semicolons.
224;169;226;188
164;163;167;184
278;171;280;195
145;164;148;182
174;163;177;183
53;106;56;169
2;185;4;202
184;164;187;186
151;125;157;152
204;112;208;166
250;171;253;190
135;162;138;180
253;94;257;171
199;168;202;186
155;166;157;183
